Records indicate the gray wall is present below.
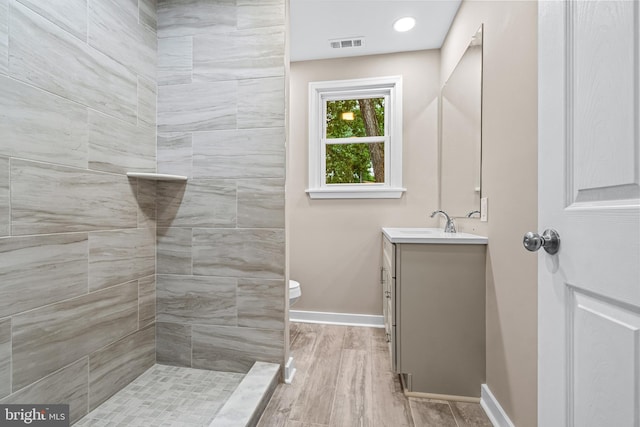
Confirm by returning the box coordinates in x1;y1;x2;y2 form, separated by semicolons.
155;0;287;373
0;0;157;424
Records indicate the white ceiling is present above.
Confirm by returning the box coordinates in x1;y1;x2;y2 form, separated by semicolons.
289;0;462;62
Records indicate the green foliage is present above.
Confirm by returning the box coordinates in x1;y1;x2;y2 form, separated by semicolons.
325;99;385;184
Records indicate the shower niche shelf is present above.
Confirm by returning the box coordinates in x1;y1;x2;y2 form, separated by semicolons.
126;172;188;181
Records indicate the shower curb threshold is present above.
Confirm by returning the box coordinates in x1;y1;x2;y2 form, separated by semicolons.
209;361;280;427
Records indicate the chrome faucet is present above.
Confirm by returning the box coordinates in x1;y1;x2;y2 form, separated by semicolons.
430;210;456;233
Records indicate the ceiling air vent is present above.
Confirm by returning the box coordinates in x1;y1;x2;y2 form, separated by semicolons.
329;37;365;50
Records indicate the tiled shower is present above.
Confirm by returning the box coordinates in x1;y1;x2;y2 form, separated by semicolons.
0;0;286;424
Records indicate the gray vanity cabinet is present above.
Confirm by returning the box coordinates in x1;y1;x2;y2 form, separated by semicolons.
381;234;486;399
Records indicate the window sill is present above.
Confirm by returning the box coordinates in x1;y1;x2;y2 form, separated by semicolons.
306;187;406;199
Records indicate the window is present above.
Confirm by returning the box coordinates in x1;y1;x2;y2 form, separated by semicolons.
306;76;405;199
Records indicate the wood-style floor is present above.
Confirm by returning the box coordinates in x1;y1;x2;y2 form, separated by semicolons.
257;322;493;427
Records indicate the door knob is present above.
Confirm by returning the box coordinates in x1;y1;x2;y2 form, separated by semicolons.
523;229;560;255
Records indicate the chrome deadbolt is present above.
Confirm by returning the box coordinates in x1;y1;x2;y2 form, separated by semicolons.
523;229;560;255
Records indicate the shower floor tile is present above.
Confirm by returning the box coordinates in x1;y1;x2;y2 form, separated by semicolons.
76;364;245;427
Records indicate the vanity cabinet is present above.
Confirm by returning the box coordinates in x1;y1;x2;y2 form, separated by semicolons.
381;232;486;399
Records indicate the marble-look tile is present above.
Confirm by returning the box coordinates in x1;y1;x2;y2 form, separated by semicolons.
238;0;285;30
0;0;8;74
192;325;284;373
11;159;138;235
157;0;235;38
9;2;137;123
158;81;237;132
138;275;156;328
156;321;191;367
237;179;285;228
157;227;192;275
89;324;155;410
16;0;87;40
0;75;88;169
157;179;236;228
238;77;285;129
136;178;157;229
139;0;157;31
193;228;285;279
158;36;192;86
0;358;89;424
157;275;236;326
88;0;157;81
0;233;88;318
158;132;192;177
89;228;155;291
0;157;7;236
193;26;284;82
237;279;285;330
138;76;157;128
12;281;138;391
88;110;155;174
210;361;280;427
0;317;10;399
192;128;285;179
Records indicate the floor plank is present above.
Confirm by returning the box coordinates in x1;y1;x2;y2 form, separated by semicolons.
409;398;458;427
450;401;493;427
329;349;373;427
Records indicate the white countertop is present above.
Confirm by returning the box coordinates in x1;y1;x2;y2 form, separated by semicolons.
382;227;488;244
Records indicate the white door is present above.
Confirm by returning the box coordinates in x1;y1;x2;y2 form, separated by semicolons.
538;1;640;426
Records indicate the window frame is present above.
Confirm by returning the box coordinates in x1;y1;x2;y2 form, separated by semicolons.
306;76;405;199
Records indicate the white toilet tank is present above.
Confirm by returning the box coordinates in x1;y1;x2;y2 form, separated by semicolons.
289;280;301;305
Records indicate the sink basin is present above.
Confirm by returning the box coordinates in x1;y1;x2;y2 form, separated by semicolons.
382;227;488;244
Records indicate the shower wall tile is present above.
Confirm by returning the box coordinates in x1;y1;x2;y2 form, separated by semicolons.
136;178;157;229
238;77;285;128
157;179;236;228
0;157;8;237
88;110;155;175
192;325;283;373
0;317;10;399
238;0;285;30
157;321;192;367
0;75;88;169
192;128;285;179
138;76;157;128
11;159;138;235
88;324;155;410
158;132;192;177
1;358;89;424
12;281;138;391
237;279;285;330
0;233;88;318
158;81;237;132
157;0;236;38
157;227;192;275
9;2;137;123
16;0;87;40
157;275;236;326
237;179;285;228
193;228;285;279
138;275;156;328
139;0;157;31
89;228;155;292
88;0;157;81
193;26;284;82
0;0;8;74
158;36;192;86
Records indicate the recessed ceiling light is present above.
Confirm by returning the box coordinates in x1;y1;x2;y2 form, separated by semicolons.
393;17;416;33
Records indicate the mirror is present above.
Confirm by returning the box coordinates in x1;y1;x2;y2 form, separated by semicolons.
440;25;483;218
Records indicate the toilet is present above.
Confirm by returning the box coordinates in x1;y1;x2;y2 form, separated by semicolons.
289;280;301;306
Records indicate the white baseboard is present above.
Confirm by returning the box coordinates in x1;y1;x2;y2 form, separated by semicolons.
480;384;515;427
289;310;384;328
